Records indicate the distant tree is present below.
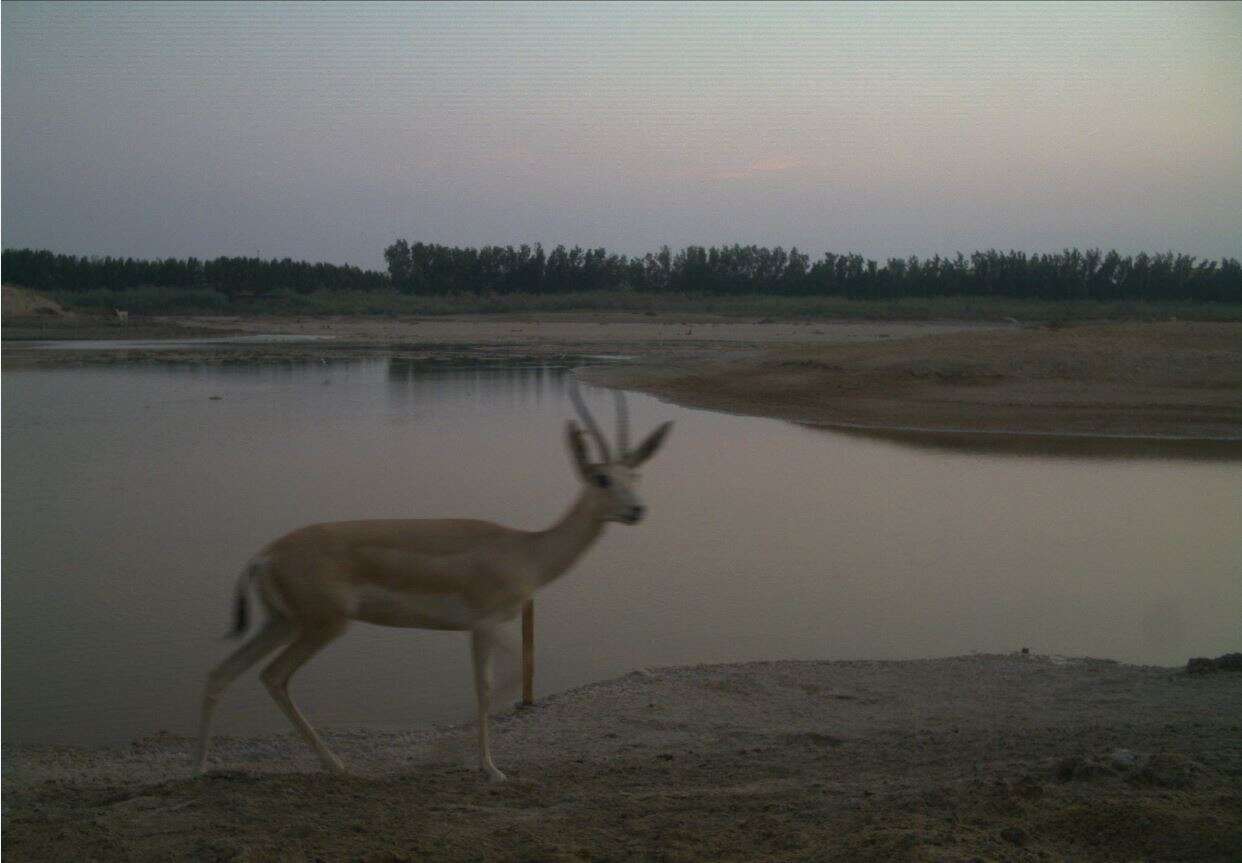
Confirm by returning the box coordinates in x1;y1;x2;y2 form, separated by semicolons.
5;243;1240;303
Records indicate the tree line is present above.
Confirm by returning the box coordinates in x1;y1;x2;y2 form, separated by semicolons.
384;242;1241;302
1;248;386;296
4;243;1240;303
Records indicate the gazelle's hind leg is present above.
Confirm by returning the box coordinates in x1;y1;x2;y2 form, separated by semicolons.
195;616;294;772
471;627;507;782
260;621;349;774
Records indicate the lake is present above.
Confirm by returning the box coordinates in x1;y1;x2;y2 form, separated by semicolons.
3;360;1240;747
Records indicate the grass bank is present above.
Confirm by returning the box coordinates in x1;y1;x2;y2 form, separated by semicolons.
37;287;1242;321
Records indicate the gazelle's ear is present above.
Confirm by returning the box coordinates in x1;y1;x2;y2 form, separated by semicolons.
625;421;673;467
566;420;593;478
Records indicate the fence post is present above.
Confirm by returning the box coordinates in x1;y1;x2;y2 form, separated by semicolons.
521;599;535;706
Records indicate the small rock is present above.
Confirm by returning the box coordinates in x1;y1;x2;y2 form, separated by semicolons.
1131;752;1196;789
1186;653;1242;673
1110;749;1138;769
1216;652;1242;671
1000;826;1027;846
1014;775;1044;799
1054;755;1108;782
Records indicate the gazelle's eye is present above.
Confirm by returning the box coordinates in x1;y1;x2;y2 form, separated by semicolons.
593;474;611;489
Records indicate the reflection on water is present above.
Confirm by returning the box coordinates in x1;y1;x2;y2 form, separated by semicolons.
3;360;1240;746
387;358;563;404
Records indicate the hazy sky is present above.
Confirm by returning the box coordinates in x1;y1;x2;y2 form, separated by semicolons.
3;1;1240;269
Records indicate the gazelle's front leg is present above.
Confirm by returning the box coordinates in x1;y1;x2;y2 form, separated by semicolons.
470;627;507;782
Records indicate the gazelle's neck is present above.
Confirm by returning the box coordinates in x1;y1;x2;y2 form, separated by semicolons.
529;486;607;587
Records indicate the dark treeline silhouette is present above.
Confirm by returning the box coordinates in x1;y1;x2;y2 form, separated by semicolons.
4;244;1240;303
384;241;1241;302
1;248;386;296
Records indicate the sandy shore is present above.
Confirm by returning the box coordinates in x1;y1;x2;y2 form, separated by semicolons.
7;313;1240;441
1;312;986;367
587;321;1242;442
4;654;1241;861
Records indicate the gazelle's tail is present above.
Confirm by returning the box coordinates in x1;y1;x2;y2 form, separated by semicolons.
228;557;267;638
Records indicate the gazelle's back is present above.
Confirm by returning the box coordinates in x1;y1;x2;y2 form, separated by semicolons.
267;518;525;559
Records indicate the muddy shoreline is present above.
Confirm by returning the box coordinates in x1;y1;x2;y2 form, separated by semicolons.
4;654;1241;861
6;314;1242;443
1;313;986;368
587;321;1242;442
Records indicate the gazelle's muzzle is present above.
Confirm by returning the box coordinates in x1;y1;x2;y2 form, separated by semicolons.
619;505;645;525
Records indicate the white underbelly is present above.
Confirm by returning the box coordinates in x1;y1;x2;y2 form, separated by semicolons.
351;585;506;630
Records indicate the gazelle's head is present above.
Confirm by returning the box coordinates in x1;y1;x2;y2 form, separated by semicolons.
565;377;672;525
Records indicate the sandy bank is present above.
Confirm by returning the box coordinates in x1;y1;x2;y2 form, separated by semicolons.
1;313;984;367
4;655;1240;861
591;321;1242;441
7;313;1240;442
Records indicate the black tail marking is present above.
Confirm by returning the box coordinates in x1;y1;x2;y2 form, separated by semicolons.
229;577;249;638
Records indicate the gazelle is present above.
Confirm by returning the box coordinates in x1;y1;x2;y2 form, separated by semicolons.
194;378;671;781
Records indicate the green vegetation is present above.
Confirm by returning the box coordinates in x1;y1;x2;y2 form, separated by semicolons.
384;242;1242;303
4;242;1240;320
2;248;384;296
34;286;1242;322
39;286;231;313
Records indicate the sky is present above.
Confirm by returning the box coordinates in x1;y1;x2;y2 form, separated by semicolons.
3;1;1240;270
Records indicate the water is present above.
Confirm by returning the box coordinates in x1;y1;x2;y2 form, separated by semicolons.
3;361;1240;747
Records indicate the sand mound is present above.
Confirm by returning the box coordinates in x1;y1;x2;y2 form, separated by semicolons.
2;285;69;318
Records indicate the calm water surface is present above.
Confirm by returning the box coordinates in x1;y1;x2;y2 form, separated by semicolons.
3;361;1240;746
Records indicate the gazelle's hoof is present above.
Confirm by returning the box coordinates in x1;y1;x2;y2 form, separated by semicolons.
484;767;507;783
323;757;350;776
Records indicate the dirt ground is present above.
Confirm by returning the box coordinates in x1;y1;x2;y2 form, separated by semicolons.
590;321;1242;441
6;310;1240;439
1;285;69;317
4;655;1241;862
1;310;986;367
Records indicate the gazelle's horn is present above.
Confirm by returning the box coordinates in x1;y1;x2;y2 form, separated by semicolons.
567;374;611;462
613;389;630;456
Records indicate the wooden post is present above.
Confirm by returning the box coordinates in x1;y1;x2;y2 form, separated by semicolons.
521;599;535;706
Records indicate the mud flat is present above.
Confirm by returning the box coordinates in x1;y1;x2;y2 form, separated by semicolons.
2;312;985;368
590;321;1242;442
4;654;1241;861
7;314;1240;441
